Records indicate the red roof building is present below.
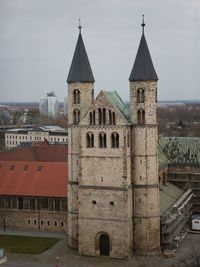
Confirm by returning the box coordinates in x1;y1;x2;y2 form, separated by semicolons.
0;141;68;197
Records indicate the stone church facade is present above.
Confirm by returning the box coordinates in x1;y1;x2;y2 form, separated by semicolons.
67;19;160;258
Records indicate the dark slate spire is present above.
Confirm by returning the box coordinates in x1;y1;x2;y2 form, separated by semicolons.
129;16;158;82
67;21;95;83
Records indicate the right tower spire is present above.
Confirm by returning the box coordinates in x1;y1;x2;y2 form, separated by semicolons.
129;17;160;255
129;16;158;82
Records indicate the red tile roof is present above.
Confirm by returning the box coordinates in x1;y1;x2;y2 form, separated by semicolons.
0;142;68;162
0;161;67;197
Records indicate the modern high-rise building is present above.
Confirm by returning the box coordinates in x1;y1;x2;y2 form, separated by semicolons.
39;92;58;118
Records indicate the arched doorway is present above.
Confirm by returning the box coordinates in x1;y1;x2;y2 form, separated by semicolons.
99;234;110;256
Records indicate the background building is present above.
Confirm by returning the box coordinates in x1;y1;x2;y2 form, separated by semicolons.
0;141;68;232
5;125;68;149
39;92;58;118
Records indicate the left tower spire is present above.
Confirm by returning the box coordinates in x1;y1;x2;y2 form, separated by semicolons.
67;22;95;249
67;21;95;83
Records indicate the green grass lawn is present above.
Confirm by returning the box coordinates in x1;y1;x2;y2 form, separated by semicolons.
0;235;60;254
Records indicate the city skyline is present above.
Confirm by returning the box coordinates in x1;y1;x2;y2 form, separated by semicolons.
0;0;199;102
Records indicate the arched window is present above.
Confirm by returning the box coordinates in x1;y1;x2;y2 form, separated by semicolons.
89;112;93;125
103;108;106;125
137;88;145;103
73;89;80;104
109;110;112;125
86;132;94;148
142;110;145;123
108;110;116;125
99;132;107;148
137;109;145;124
111;132;119;148
98;108;102;125
73;109;80;124
112;112;116;125
141;89;145;102
89;110;96;125
93;110;96;125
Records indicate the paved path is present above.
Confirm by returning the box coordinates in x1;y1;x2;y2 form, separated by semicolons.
0;232;200;267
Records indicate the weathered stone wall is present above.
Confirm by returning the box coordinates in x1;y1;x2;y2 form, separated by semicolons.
67;82;94;248
68;82;94;125
130;81;157;124
0;209;67;232
130;81;160;255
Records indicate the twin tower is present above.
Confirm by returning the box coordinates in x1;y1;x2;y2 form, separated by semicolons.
67;19;160;258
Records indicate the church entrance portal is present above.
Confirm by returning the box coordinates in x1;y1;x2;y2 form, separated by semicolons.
99;234;110;256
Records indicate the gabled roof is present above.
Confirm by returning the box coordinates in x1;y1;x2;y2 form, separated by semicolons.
104;91;130;122
129;34;158;81
0;161;67;197
0;141;68;162
67;32;95;83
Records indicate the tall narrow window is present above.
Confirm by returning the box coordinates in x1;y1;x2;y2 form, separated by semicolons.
73;89;80;104
93;110;96;125
103;108;106;125
98;108;102;125
86;132;94;148
141;89;145;102
137;109;145;124
142;110;145;123
137;89;140;103
137;89;145;103
111;132;119;148
89;110;96;125
89;112;93;125
109;110;112;125
73;109;80;124
99;132;107;148
112;112;116;125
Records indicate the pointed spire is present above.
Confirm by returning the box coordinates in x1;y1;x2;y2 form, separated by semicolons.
67;20;95;83
129;16;158;82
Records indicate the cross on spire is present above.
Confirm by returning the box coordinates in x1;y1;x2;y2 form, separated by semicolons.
141;15;145;35
78;18;82;34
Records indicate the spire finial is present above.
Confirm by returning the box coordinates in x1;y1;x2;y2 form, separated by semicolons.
141;14;145;35
78;18;82;33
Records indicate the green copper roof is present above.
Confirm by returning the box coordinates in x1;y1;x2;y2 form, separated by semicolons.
159;137;200;165
158;143;169;167
104;91;130;121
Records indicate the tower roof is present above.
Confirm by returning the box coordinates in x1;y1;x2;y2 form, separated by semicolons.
67;25;95;83
129;18;158;82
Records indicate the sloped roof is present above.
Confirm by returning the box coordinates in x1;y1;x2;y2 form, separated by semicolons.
0;161;67;197
67;33;95;83
0;142;68;162
160;182;184;216
159;137;200;164
104;91;130;121
158;143;169;168
129;34;158;81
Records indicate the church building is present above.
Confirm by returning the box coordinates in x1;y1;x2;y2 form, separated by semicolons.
67;18;160;258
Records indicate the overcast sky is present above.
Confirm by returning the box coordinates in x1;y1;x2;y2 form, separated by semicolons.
0;0;199;102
